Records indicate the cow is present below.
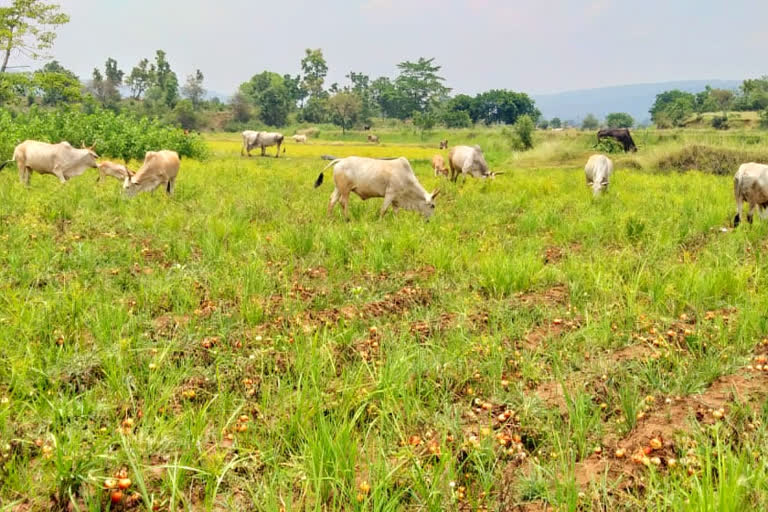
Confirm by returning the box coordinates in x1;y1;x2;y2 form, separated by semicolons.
439;140;448;150
363;125;371;131
123;150;180;197
313;156;439;220
97;161;133;182
432;154;449;177
0;140;99;185
733;162;768;227
597;128;637;153
584;154;614;197
241;130;285;158
292;134;308;144
448;145;500;182
367;134;380;143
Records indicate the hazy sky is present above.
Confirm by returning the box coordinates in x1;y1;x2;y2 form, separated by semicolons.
10;0;768;95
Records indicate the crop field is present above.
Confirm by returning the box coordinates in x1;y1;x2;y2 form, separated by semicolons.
2;130;768;511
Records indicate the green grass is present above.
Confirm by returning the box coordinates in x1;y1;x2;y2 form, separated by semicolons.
2;130;768;510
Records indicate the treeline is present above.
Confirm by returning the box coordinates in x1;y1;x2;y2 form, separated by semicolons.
650;77;768;129
0;47;540;133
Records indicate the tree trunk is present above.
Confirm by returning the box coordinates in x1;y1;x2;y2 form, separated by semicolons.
1;27;13;73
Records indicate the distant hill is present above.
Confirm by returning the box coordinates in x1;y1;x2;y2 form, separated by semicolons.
532;80;742;125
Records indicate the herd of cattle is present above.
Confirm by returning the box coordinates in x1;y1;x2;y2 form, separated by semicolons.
1;129;768;228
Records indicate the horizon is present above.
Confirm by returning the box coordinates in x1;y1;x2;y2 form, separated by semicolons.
8;0;767;97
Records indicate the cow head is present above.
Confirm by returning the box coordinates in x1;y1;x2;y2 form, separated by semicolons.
123;176;139;197
419;189;440;220
81;143;99;168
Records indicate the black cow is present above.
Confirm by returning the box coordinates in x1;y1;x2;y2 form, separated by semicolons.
597;128;637;153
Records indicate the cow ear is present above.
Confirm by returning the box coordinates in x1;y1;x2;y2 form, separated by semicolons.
431;189;440;200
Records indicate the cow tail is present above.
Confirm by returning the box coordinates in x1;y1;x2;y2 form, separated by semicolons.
314;159;340;188
0;159;13;172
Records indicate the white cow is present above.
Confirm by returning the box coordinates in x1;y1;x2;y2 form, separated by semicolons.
448;145;499;182
314;156;439;220
733;162;768;227
98;161;133;182
123;150;180;197
584;154;614;197
0;140;99;185
241;130;284;158
292;134;308;144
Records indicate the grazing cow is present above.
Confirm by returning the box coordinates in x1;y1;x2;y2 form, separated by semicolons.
597;128;637;153
448;145;499;182
0;140;99;185
432;154;449;177
439;140;448;149
241;130;285;158
292;134;308;144
363;125;371;131
733;162;768;227
584;154;614;197
123;150;180;197
97;161;133;182
367;134;380;143
314;156;439;220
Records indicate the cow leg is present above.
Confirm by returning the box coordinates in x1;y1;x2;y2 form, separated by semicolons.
166;178;176;195
261;146;266;157
275;142;281;158
340;192;351;221
747;203;755;224
379;194;395;218
327;188;340;216
449;161;458;182
17;158;30;186
52;166;67;184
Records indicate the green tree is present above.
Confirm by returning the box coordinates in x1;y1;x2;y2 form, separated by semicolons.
126;58;153;100
33;61;79;104
441;109;471;128
514;114;535;149
301;96;329;123
709;88;734;114
0;0;69;73
550;117;561;129
182;69;205;109
229;92;252;123
90;57;122;108
605;112;634;128
282;73;304;106
147;50;178;108
649;90;695;127
300;48;327;99
413;110;437;138
471;89;539;125
347;71;375;119
581;114;599;130
0;70;31;104
538;118;549;130
393;57;450;116
328;91;362;133
258;83;292;127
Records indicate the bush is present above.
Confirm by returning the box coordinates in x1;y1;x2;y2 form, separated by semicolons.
514;114;535;150
594;138;625;154
656;145;768;175
0;107;208;161
711;115;729;130
760;109;768;129
441;110;472;128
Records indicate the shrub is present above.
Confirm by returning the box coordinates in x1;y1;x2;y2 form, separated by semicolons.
514;114;535;150
594;137;625;154
760;109;768;129
0;107;208;161
656;145;768;175
442;110;472;128
711;115;729;130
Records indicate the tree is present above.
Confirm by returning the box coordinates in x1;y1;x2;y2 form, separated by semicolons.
514;114;535;149
470;89;539;125
33;61;80;104
605;112;634;129
442;110;472;128
347;71;375;119
147;50;178;108
649;90;695;127
0;0;69;73
328;91;362;133
581;114;599;130
413;110;437;138
550;117;561;129
300;48;327;99
538;119;549;130
393;57;450;116
229;92;252;123
709;88;733;114
182;69;205;109
126;58;153;100
258;83;292;127
89;57;123;108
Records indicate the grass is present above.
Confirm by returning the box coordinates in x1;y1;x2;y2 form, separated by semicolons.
1;128;768;510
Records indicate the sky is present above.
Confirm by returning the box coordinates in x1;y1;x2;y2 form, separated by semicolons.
9;0;768;96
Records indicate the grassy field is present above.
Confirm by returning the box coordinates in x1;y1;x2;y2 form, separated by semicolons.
2;129;768;511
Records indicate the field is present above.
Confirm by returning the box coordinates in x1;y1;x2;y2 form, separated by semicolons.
2;128;768;511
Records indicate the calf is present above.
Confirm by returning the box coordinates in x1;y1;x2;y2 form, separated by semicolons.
314;156;439;220
432;154;449;177
292;134;308;143
98;161;133;182
439;140;448;149
367;134;380;143
123;150;180;197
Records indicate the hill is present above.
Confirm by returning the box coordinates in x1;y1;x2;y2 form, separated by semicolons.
532;80;741;125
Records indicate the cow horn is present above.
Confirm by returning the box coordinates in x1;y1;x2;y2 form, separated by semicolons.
431;189;440;199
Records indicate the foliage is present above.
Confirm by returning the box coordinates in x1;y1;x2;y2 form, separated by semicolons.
145;50;178;109
538;118;549;130
594;137;625;154
711;115;729;130
470;89;540;125
605;112;634;129
301;48;328;100
0;107;208;160
514;114;535;149
90;58;123;109
760;109;768;130
581;113;599;130
328;91;362;133
125;58;153;100
550;117;562;129
393;57;450;115
442;109;472;128
181;69;205;109
0;0;70;72
656;144;768;175
650;90;695;127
